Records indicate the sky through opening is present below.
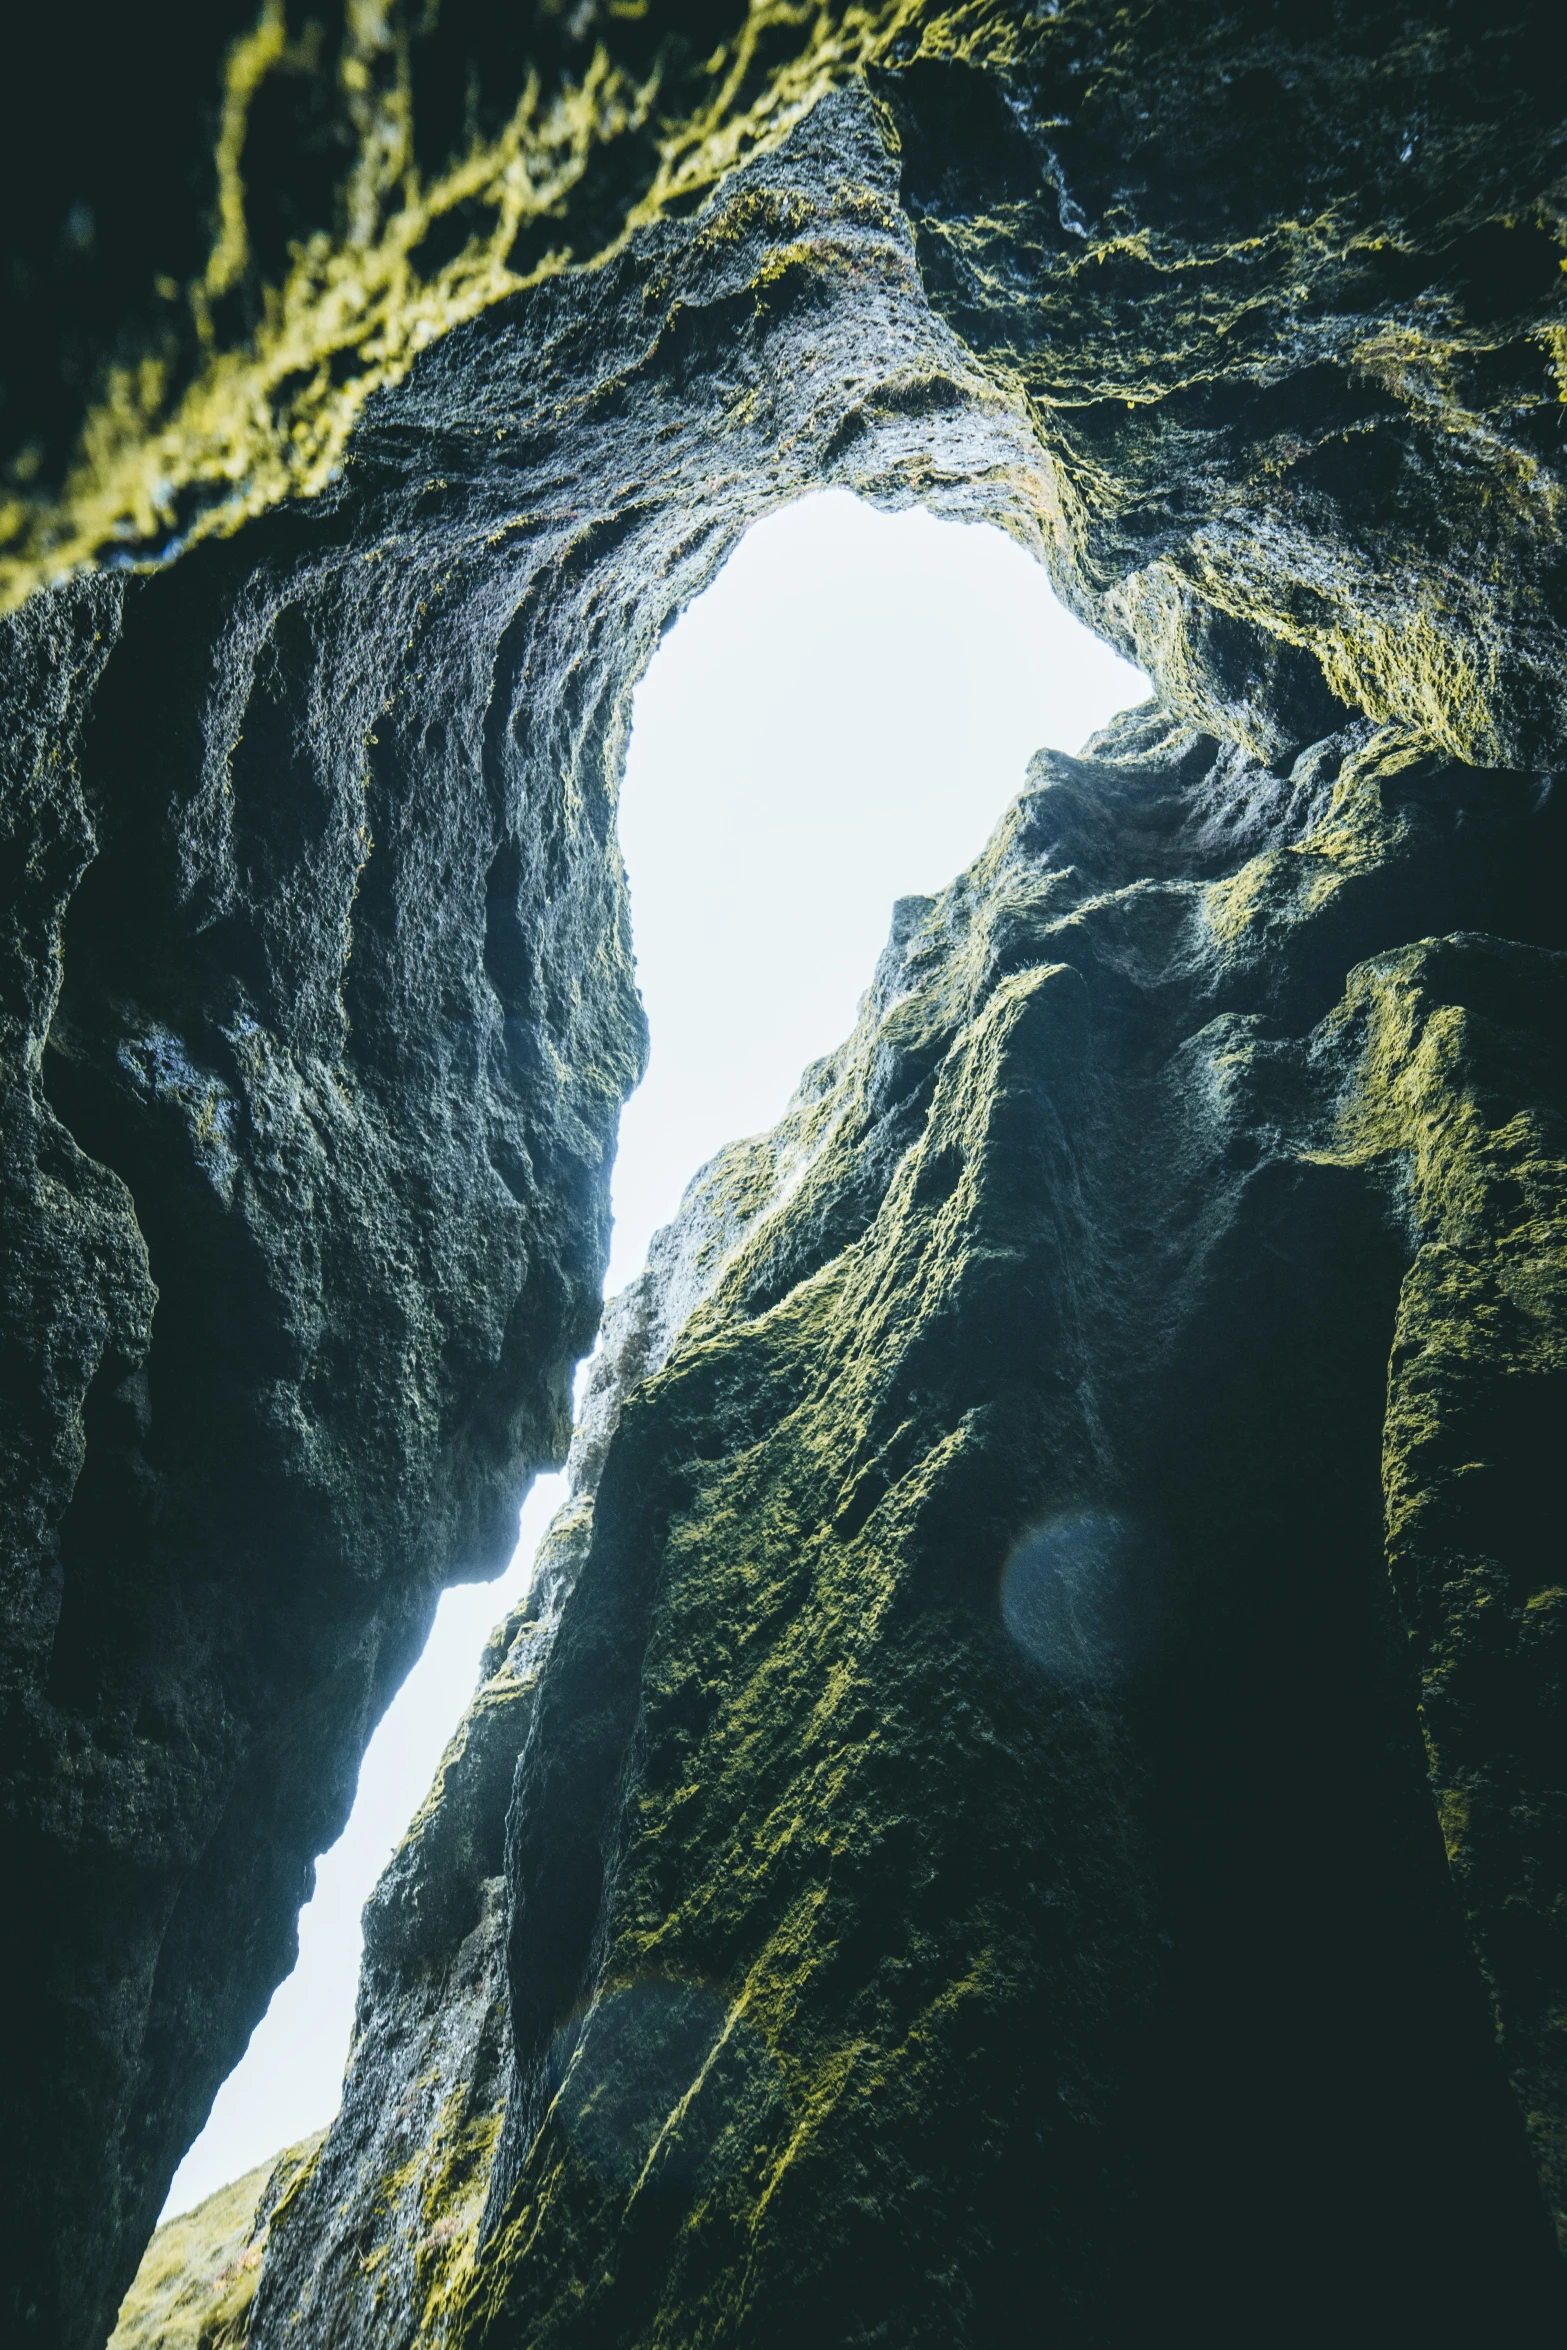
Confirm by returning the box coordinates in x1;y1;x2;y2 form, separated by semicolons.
162;488;1147;2219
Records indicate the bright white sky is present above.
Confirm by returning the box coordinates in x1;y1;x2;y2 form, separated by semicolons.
161;489;1146;2221
604;491;1146;1290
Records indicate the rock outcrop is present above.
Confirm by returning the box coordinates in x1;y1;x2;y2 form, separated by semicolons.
255;712;1567;2346
2;4;1566;2345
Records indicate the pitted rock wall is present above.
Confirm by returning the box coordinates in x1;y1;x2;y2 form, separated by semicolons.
255;711;1567;2347
1;85;1049;2350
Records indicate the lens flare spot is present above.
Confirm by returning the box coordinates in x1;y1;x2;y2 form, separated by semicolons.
1000;1509;1164;1685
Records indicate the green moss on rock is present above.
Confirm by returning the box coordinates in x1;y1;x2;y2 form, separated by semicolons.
6;9;1567;2344
259;709;1567;2344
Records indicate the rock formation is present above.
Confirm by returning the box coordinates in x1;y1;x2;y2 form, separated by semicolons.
3;4;1566;2345
251;708;1567;2345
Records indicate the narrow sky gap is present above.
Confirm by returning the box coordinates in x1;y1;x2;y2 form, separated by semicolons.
163;490;1146;2219
606;491;1148;1293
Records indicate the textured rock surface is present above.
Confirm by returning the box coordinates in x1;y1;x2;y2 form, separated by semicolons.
3;5;1567;2344
257;713;1567;2346
10;0;1567;766
0;0;775;602
244;1129;823;2349
0;82;1045;2350
878;8;1567;767
107;2135;323;2350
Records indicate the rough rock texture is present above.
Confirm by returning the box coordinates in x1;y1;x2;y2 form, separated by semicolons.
107;2135;323;2350
241;1131;828;2349
255;714;1567;2347
0;83;1047;2350
10;0;1567;764
4;4;1567;2345
878;13;1567;768
0;0;772;602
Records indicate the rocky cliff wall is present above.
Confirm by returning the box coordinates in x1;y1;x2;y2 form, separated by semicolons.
0;79;1049;2350
252;708;1567;2346
2;5;1566;2346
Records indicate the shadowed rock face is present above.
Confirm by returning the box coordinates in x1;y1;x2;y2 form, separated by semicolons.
3;5;1567;2346
0;84;1047;2350
251;719;1567;2349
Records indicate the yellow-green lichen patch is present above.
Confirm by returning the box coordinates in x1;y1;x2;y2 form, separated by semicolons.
1;0;1019;618
397;2093;507;2336
1315;936;1567;2246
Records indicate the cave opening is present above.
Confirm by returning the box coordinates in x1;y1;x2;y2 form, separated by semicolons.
159;485;1147;2221
9;12;1567;2343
